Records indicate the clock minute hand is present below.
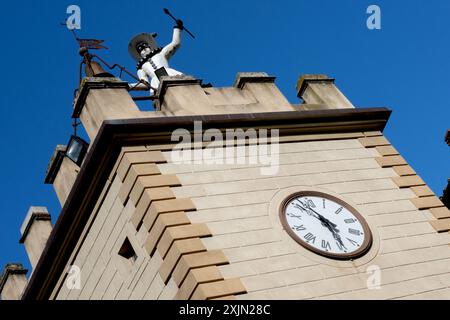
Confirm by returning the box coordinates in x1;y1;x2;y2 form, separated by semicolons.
296;201;339;236
297;200;347;251
300;200;338;229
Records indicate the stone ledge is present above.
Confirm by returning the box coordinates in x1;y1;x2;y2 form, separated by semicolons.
156;75;203;109
296;74;335;98
0;263;28;293
44;145;67;184
19;207;51;244
72;77;129;118
233;72;276;89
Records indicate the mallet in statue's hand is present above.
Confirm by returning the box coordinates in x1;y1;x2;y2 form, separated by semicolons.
163;8;195;39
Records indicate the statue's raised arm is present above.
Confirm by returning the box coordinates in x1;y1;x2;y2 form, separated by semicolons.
162;20;183;60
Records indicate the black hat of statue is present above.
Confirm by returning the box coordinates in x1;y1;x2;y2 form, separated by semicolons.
128;32;159;61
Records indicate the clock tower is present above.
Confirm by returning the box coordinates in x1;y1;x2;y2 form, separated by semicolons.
2;71;450;300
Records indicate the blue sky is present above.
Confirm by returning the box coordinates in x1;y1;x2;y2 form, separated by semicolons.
0;1;448;273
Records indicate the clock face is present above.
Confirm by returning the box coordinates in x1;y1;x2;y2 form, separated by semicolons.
280;191;372;260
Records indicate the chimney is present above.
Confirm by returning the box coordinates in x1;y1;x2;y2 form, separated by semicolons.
0;263;28;300
19;207;52;270
296;74;354;109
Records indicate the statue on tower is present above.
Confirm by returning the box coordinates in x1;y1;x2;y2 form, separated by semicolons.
128;18;184;94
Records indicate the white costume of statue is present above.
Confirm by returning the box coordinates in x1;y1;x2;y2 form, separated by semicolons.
129;25;184;95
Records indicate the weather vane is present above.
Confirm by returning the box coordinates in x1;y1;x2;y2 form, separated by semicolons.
127;8;195;95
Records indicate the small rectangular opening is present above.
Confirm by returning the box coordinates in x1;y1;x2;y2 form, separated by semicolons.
118;238;137;263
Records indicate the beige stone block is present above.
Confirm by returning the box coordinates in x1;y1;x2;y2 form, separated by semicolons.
176;158;379;186
158;278;178;300
378;221;435;240
192;190;274;210
430;207;450;219
129;174;180;206
331;274;447;300
191;278;246;300
358;200;417;216
381;232;450;254
296;75;354;109
175;266;223;300
393;165;416;176
392;175;425;188
143;273;165;300
268;272;369;299
130;187;175;229
363;131;383;137
397;287;450;300
118;163;160;204
219;254;315;279
79;85;144;141
411;196;444;210
76;177;122;263
345;188;414;205
157;224;212;258
20;207;53;270
0;265;27;300
376;156;407;167
188;203;269;224
364;245;450;271
174;167;391;201
222;241;296;263
202;229;282;251
172;185;207;198
143;211;190;256
172;250;228;286
101;271;122;300
128;252;163;300
278;139;362;153
279;132;364;143
73;196;124;277
159;238;206;283
410;185;435;197
429;218;450;233
116;151;166;182
358;136;390;148
241;265;324;292
110;146;148;181
319;178;396;194
142;198;196;232
377;255;450;286
78;260;108;299
376;145;399;156
104;202;132;256
207;216;271;236
369;210;431;227
53;156;80;205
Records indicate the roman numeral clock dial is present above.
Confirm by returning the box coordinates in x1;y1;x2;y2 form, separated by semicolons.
280;191;372;260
